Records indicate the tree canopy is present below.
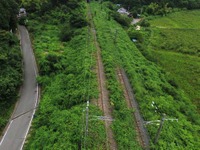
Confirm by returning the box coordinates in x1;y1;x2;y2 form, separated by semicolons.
111;0;200;10
0;0;18;31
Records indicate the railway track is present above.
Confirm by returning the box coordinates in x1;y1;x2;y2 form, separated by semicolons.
117;68;150;150
87;4;117;150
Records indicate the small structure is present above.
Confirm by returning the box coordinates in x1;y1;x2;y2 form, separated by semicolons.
18;8;26;18
117;8;130;16
136;25;141;31
131;18;142;25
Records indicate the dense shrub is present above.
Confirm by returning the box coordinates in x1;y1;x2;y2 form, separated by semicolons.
111;12;131;27
140;19;150;27
70;12;88;28
0;0;18;31
60;24;74;42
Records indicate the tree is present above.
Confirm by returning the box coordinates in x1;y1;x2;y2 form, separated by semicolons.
0;0;18;31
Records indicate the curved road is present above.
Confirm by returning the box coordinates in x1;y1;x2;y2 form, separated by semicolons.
0;26;39;150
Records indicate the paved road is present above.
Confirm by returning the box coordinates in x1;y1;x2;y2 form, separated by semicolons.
0;26;39;150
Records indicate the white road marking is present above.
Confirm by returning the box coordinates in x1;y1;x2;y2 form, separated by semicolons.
19;84;39;150
0;27;39;149
0;120;14;146
19;29;39;150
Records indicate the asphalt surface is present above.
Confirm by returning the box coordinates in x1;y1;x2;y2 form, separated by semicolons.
0;26;38;150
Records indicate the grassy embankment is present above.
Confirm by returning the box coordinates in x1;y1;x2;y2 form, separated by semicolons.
0;31;22;134
90;1;200;149
147;10;200;112
24;2;107;150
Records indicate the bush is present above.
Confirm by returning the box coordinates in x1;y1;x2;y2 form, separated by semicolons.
140;19;150;27
111;12;131;27
60;24;74;42
128;30;144;43
70;14;88;28
18;16;28;25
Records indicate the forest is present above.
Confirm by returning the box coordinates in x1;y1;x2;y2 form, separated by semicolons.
111;0;200;9
111;0;200;16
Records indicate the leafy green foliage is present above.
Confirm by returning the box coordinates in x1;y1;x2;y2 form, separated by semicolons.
111;0;200;10
59;24;74;42
18;16;28;25
20;0;84;14
111;11;131;27
0;0;18;31
140;19;150;27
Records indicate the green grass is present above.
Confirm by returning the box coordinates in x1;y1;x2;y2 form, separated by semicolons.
147;10;200;113
91;1;200;149
151;50;200;112
149;10;200;28
150;28;200;56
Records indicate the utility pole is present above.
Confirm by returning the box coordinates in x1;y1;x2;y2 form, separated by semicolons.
154;114;165;144
82;100;114;149
84;101;89;149
144;113;178;145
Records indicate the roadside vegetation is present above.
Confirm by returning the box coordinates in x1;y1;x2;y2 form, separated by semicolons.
0;0;22;133
23;1;107;149
91;1;200;149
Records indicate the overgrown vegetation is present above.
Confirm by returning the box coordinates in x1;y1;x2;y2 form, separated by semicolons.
91;1;200;149
0;1;22;134
24;1;107;149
